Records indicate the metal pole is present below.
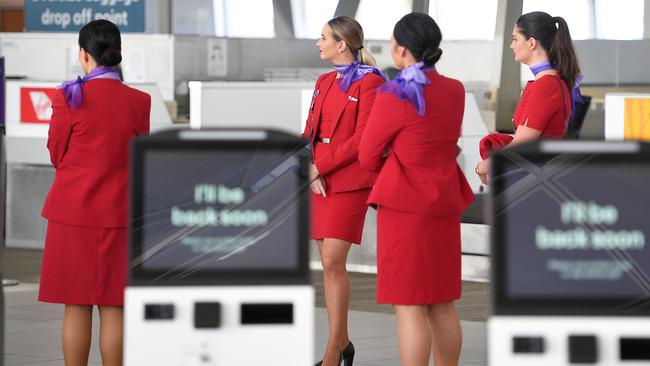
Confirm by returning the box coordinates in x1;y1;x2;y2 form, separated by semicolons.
334;0;361;18
412;0;430;13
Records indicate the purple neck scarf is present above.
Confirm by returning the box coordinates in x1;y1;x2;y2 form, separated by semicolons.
334;60;385;92
60;67;121;109
529;60;584;118
529;60;555;75
378;62;432;116
569;74;584;118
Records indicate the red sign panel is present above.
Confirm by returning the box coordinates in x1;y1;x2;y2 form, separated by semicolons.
20;87;58;124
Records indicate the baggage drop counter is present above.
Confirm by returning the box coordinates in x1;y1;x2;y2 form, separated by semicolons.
124;129;313;365
3;79;173;249
488;141;650;365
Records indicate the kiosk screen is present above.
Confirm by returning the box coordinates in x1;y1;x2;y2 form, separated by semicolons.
130;131;310;285
492;141;650;315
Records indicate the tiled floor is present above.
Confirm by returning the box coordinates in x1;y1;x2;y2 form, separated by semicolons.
3;283;487;365
4;284;103;366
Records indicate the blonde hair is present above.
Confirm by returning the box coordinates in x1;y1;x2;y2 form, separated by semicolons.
327;16;377;66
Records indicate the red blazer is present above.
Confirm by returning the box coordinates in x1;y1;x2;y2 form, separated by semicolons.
513;74;570;138
359;70;475;216
302;71;384;193
42;79;151;228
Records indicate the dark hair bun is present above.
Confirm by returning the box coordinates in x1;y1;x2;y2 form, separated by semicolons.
101;48;122;67
422;47;442;66
78;19;122;67
393;13;443;67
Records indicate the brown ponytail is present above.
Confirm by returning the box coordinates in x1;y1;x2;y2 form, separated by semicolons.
358;47;377;67
548;16;580;90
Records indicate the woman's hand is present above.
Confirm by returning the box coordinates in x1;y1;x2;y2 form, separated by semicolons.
309;163;327;196
476;159;489;185
310;176;327;197
309;163;320;183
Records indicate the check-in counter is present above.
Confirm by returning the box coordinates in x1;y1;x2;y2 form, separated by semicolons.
189;81;488;190
189;81;490;281
189;81;314;134
4;79;174;249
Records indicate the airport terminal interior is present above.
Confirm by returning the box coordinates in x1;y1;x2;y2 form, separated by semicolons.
1;0;650;365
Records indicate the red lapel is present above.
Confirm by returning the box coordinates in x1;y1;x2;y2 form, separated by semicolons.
329;78;361;137
310;72;336;142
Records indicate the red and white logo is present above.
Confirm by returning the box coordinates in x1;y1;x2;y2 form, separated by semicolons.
20;87;58;123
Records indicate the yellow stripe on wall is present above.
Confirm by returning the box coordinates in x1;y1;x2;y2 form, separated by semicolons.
624;98;650;141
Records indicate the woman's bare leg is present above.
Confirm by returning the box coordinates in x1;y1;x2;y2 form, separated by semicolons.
317;238;353;366
427;301;462;366
98;305;124;366
394;304;431;366
62;304;93;366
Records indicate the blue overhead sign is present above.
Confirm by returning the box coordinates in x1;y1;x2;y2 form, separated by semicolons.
25;0;145;33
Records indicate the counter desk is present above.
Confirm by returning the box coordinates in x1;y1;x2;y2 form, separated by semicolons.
3;79;173;249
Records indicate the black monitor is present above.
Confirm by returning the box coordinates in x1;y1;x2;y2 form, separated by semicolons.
129;129;311;286
491;141;650;315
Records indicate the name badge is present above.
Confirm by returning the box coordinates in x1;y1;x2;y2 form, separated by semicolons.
348;96;358;102
311;89;319;110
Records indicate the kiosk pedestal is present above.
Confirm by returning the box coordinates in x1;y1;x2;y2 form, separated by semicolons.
488;141;650;365
124;129;313;365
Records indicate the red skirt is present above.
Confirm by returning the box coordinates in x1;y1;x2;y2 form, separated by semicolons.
311;188;371;244
38;220;127;306
376;206;461;304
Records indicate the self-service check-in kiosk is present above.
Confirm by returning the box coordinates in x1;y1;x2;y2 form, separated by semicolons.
124;129;313;365
489;141;650;365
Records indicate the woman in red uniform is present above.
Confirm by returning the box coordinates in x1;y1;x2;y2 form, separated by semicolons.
303;16;384;366
476;11;581;183
39;20;150;366
359;13;474;366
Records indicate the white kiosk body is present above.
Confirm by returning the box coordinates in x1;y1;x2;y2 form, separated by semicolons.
124;129;313;365
488;141;650;366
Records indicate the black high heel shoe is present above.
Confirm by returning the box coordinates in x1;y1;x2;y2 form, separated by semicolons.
341;342;355;366
314;341;355;366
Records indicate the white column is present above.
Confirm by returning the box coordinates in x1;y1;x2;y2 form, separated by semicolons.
492;0;523;132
